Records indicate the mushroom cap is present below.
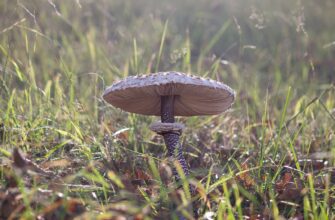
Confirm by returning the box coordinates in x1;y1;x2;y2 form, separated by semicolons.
103;72;235;116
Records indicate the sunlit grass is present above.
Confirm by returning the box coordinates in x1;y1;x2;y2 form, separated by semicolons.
1;0;335;219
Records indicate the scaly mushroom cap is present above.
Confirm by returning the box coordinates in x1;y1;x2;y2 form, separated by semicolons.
103;72;235;116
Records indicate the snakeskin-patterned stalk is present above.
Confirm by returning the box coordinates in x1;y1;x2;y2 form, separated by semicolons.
161;96;196;219
161;96;190;180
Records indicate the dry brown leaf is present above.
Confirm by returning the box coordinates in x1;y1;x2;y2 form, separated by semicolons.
135;168;152;182
41;159;71;169
237;161;256;188
275;172;305;201
39;197;85;220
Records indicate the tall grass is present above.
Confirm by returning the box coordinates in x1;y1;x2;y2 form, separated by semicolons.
0;0;334;219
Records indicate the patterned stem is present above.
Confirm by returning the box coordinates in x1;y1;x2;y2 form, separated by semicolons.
160;96;196;218
160;96;189;180
163;132;190;180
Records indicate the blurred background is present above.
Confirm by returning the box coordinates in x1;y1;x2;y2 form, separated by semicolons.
1;0;334;90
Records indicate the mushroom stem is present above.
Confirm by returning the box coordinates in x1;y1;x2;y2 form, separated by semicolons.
161;96;195;218
160;96;189;179
161;95;175;123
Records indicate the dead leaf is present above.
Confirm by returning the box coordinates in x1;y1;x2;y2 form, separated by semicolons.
275;172;305;201
39;196;86;220
41;159;71;169
134;168;152;182
236;161;256;188
275;172;293;192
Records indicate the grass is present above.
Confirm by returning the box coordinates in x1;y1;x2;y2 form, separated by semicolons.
0;0;334;219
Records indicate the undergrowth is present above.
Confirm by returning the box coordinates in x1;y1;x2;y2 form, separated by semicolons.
0;0;334;219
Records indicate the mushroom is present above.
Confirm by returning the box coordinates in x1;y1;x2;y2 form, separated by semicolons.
103;71;235;214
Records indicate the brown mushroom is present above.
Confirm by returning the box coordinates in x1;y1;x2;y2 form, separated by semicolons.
103;71;235;216
103;72;235;116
